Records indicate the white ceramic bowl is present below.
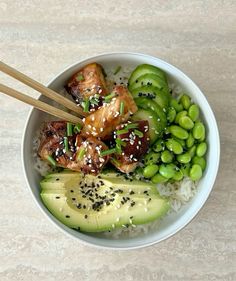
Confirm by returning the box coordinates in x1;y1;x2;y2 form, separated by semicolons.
22;52;220;250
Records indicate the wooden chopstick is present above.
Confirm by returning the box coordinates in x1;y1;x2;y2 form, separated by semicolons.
0;83;83;125
0;61;87;117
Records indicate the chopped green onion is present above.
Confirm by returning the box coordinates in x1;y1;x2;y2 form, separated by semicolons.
90;98;99;105
67;122;73;136
73;123;82;134
100;148;117;157
83;98;90;113
134;129;144;138
116;128;129;135
104;92;116;102
120;101;124;115
115;138;126;147
47;155;57;166
77;147;86;160
113;66;122;75
125;123;138;130
77;73;84;81
64;137;69;152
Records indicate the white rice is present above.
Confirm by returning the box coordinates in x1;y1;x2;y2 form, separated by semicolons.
33;65;198;238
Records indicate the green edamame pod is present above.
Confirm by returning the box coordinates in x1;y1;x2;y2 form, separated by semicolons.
166;138;183;154
180;94;191;110
144;152;160;165
192;156;206;170
179;116;194;130
186;133;195;148
188;145;196;157
170;99;183;112
152;139;165;152
169;125;189;139
175;110;187;124
188;104;199;121
159;163;177;179
190;164;202;181
177;153;191;164
167;107;176;123
143;164;159;178
193;122;205;140
172;170;184;181
151;173;168;184
196;142;207;157
161;150;173;163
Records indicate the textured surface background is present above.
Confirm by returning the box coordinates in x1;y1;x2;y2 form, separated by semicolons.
1;1;236;280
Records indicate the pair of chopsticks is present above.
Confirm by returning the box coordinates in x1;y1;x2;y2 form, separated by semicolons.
0;61;86;124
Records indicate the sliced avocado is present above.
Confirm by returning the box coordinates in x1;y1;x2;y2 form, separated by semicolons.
131;85;169;110
40;172;169;232
128;64;167;87
132;109;165;144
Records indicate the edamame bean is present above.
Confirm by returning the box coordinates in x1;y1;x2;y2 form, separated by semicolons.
172;170;184;181
180;163;190;177
144;152;160;165
199;131;206;142
192;156;206;170
186;133;195;148
179;116;194;130
170;99;183;112
180;94;191;110
143;164;159;178
161;150;173;163
190;164;202;181
175;110;187;123
151;173;168;184
196;142;207;157
169;125;189;139
159;164;176;179
166;138;183;154
193;122;205;140
173;137;185;147
167;107;176;123
188;104;199;121
177;153;191;164
152;139;165;152
188;145;196;157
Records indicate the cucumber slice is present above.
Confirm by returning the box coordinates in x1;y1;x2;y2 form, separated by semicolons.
131;85;169;110
129;73;169;95
128;64;167;86
131;109;165;144
134;97;167;127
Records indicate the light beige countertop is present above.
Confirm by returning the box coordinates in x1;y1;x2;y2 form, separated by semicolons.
0;1;236;280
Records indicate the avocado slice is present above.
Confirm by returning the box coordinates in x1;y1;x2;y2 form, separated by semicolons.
40;172;169;232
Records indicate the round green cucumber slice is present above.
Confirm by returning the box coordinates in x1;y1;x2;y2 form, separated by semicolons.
131;109;165;144
131;86;169;110
128;64;167;86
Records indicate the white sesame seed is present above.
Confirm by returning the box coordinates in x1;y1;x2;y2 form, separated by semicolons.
144;208;148;212
116;217;120;222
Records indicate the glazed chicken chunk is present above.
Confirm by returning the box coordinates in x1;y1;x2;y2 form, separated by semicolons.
81;85;138;140
65;63;108;104
38;121;109;175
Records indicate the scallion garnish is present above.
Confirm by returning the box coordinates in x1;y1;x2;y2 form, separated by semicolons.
47;155;57;166
64;137;69;152
125;123;138;130
77;147;86;160
115;138;126;147
134;129;144;138
73;123;82;134
77;73;84;81
116;128;129;135
119;101;124;115
83;98;90;113
111;157;121;166
104;92;116;102
100;147;117;157
113;66;122;75
67;122;73;136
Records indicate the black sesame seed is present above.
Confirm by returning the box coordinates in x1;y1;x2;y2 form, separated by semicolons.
84;215;88;219
72;198;76;201
97;176;101;179
82;195;86;198
83;205;86;209
56;178;60;181
129;191;135;195
70;190;74;193
55;196;60;199
65;215;70;218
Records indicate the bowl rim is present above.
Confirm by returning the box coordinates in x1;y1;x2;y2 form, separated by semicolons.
21;52;220;250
